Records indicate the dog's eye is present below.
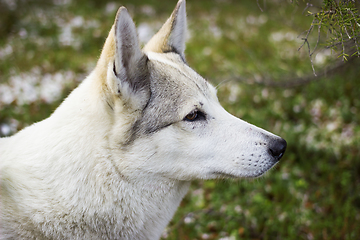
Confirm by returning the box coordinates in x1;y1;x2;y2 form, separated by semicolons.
184;110;205;122
185;111;198;121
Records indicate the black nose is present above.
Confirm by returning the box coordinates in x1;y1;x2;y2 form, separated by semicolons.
268;138;287;160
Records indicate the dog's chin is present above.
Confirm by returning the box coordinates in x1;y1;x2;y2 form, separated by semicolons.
211;172;239;179
211;162;279;179
212;171;265;179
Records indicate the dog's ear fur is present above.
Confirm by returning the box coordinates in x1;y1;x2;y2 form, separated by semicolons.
106;7;150;110
144;0;187;59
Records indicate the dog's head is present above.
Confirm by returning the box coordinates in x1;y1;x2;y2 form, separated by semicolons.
97;0;286;181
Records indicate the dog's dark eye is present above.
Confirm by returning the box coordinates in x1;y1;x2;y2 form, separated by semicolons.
184;110;205;122
185;111;198;121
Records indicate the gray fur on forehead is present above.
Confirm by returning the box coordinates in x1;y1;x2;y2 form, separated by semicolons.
148;54;210;97
121;54;213;147
141;56;210;132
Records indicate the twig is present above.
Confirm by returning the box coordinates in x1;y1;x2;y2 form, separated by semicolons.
298;19;317;75
337;14;347;61
310;15;324;57
256;0;264;12
348;9;360;56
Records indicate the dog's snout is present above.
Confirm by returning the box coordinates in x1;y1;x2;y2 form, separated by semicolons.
268;138;287;160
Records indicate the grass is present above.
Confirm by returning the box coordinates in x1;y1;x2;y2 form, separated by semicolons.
1;0;359;239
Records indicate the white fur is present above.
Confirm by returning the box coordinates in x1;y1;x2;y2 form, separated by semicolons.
0;1;286;239
146;52;192;79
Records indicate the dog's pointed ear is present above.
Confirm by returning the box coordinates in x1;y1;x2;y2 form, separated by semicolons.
114;7;142;79
107;7;150;110
143;0;187;59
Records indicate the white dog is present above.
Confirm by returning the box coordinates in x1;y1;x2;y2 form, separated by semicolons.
0;0;286;239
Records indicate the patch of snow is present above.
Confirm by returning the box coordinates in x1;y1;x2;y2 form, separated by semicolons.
0;44;13;59
0;119;19;136
0;68;77;107
270;31;297;42
140;5;156;16
105;2;118;14
246;14;267;25
137;23;155;44
314;49;332;65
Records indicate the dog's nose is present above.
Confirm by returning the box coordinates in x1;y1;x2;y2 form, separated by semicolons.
268;138;287;160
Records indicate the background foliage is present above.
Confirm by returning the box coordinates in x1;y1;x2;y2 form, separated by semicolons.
0;0;359;239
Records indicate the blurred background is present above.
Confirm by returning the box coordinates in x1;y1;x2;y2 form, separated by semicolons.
0;0;359;239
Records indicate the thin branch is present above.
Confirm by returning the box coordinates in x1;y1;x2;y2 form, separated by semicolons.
302;2;311;15
348;9;360;56
307;38;317;75
349;9;360;27
349;20;360;56
298;19;315;52
338;3;352;39
310;15;324;57
337;14;347;61
298;16;320;75
257;0;264;12
325;33;360;48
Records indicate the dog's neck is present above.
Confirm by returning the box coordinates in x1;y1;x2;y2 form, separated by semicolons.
50;156;191;239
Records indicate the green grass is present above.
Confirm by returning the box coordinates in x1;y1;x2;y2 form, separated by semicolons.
1;0;359;239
